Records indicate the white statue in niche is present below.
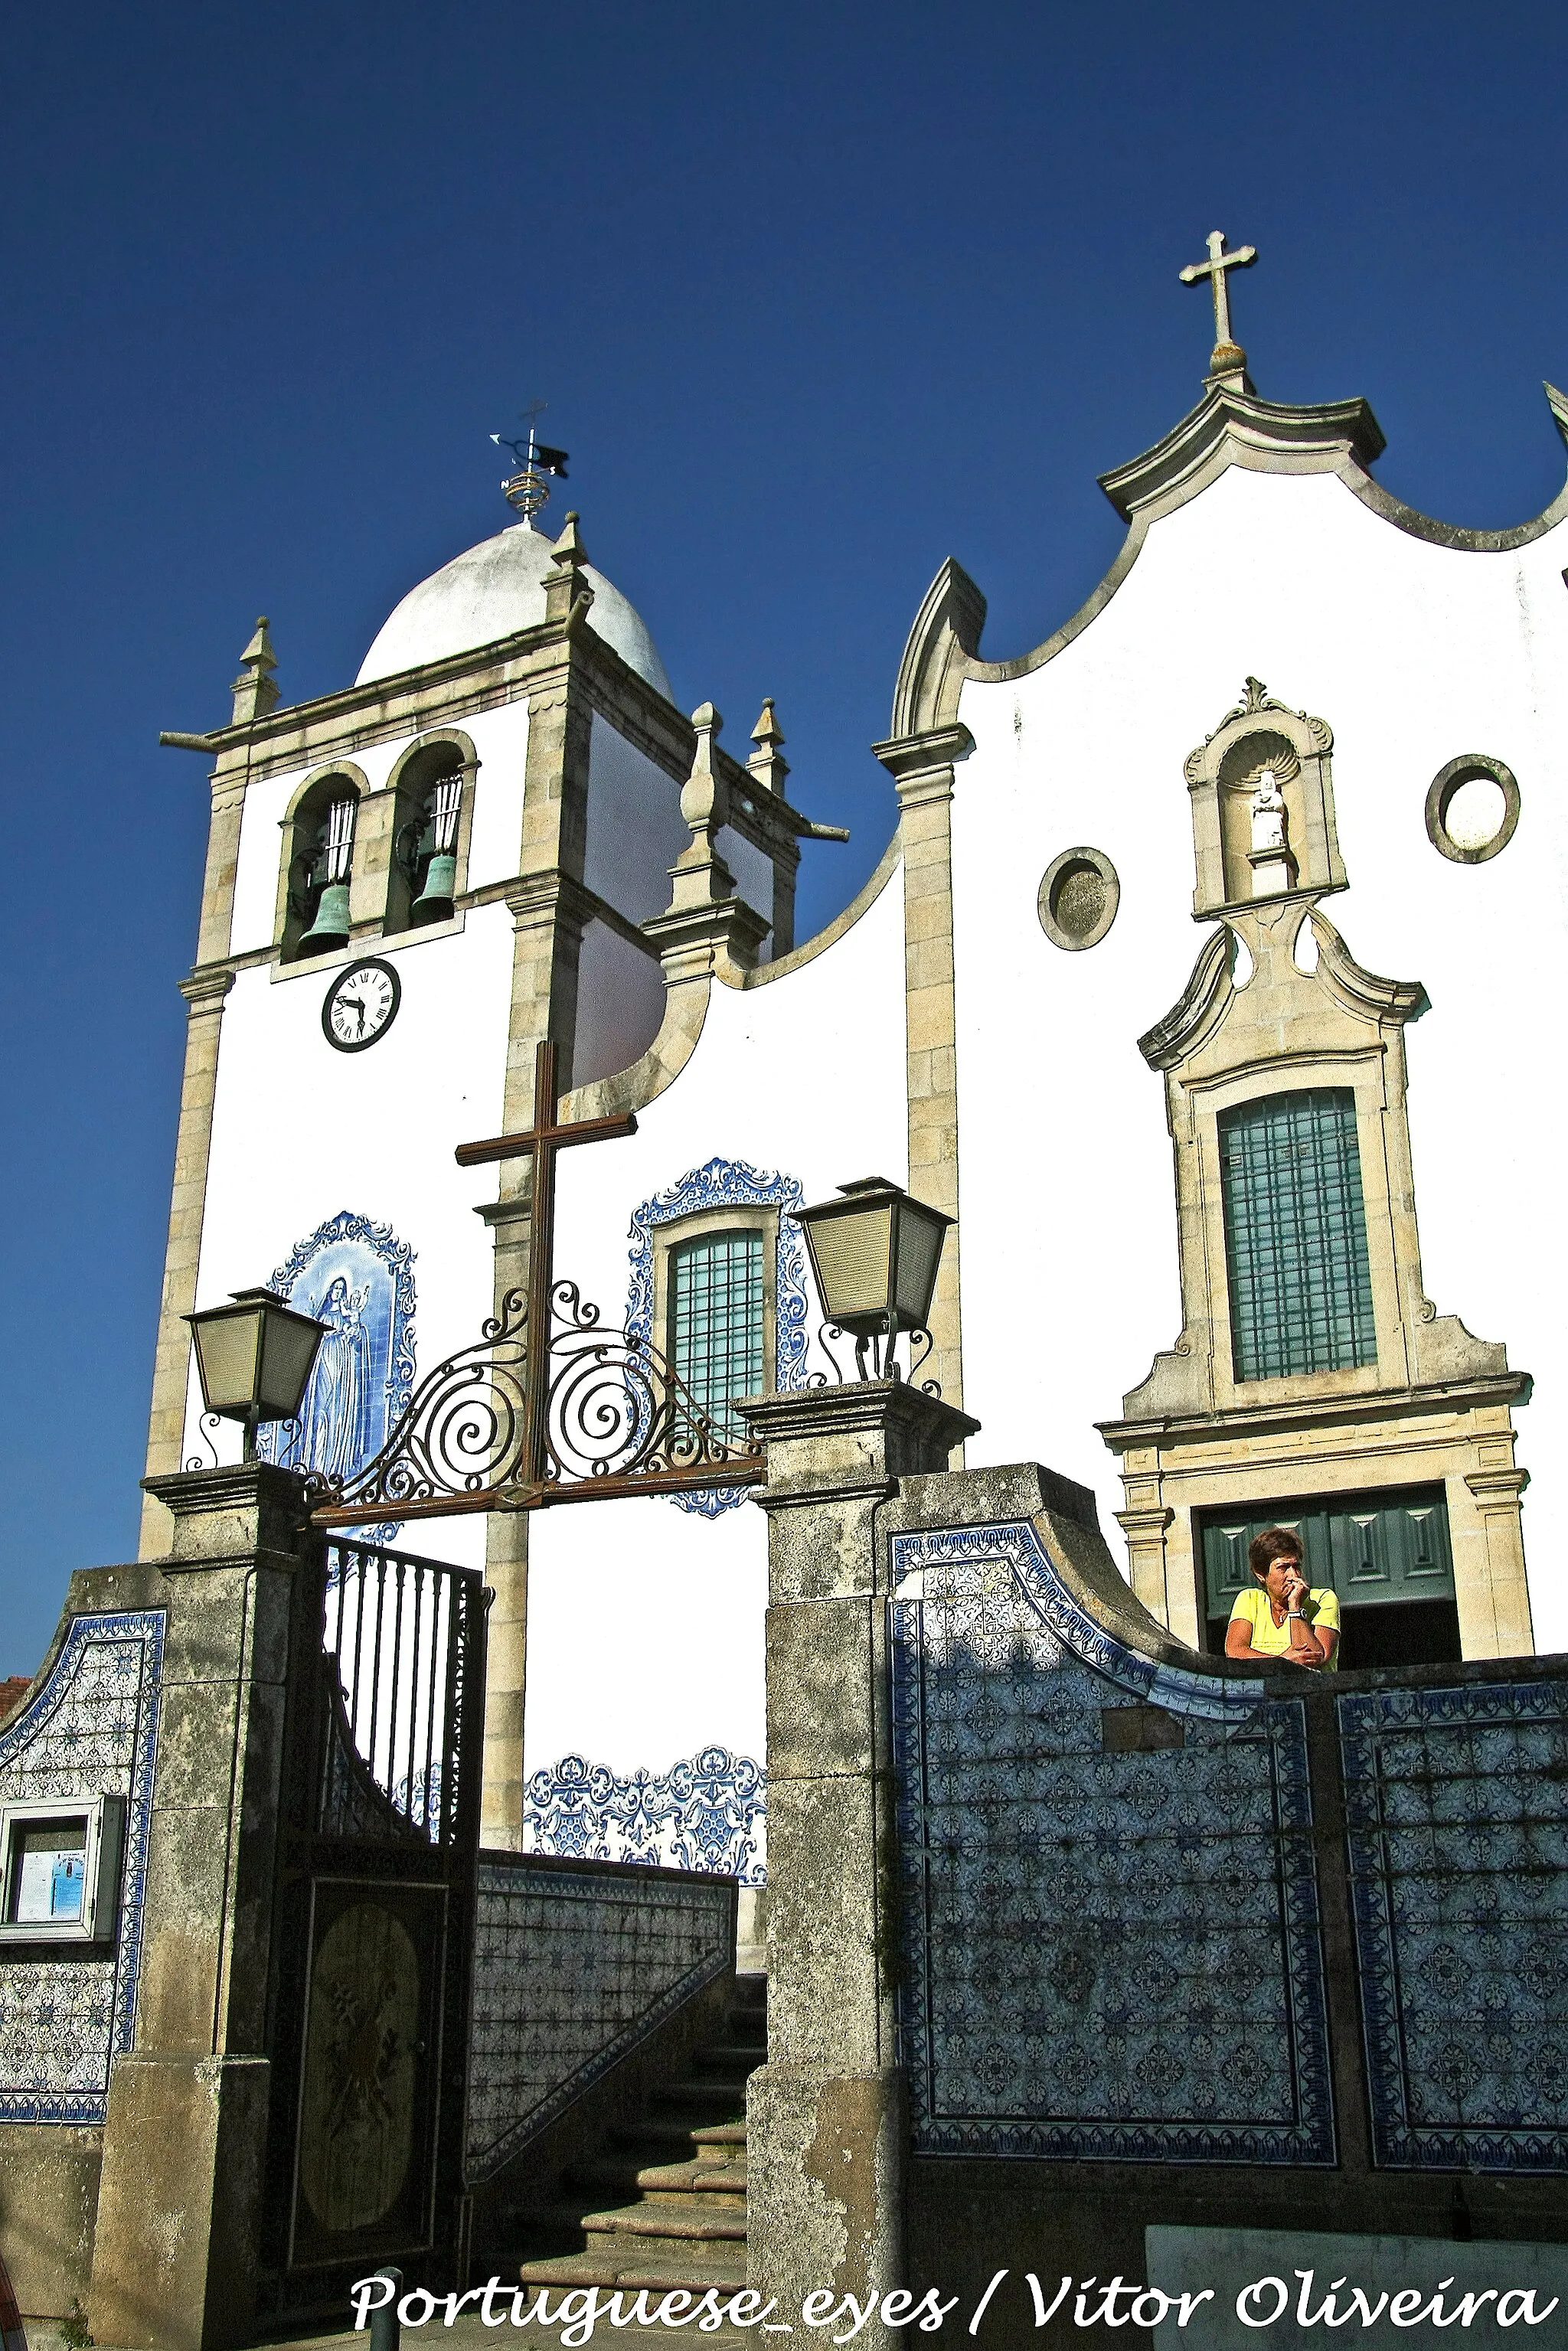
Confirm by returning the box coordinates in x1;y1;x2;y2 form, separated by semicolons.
1251;767;1288;852
1246;763;1297;896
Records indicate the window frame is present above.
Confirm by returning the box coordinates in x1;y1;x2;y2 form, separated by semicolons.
275;763;368;964
1217;1086;1377;1383
653;1204;779;1429
0;1792;126;1946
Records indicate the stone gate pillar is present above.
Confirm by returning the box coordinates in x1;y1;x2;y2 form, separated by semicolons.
89;1462;315;2351
737;1382;977;2341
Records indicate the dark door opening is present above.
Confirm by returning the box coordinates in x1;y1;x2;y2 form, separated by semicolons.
1197;1486;1462;1668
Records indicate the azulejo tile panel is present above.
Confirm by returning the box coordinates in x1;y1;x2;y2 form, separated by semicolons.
525;1747;766;1885
466;1859;734;2180
0;1611;165;2124
890;1522;1334;2165
626;1157;808;1518
1338;1677;1568;2173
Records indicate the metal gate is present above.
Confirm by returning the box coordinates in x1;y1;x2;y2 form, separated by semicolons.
260;1535;486;2317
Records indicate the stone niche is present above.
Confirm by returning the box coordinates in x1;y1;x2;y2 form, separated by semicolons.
1185;677;1347;917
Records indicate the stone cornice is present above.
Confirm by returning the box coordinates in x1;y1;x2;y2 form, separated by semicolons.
1138;927;1233;1072
179;965;237;1011
1097;1368;1529;1454
871;725;975;798
1098;383;1387;524
878;382;1568;734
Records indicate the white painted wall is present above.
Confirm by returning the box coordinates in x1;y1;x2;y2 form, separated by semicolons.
575;920;668;1090
186;901;518;1572
583;714;688;924
714;823;776;949
522;858;909;1781
948;463;1568;1647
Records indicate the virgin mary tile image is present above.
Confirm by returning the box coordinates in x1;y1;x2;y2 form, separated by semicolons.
260;1211;416;1483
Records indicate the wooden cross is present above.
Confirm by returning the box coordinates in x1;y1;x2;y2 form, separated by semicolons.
456;1039;636;1486
1179;230;1257;358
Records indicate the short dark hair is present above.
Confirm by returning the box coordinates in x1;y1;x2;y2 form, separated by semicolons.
1249;1526;1303;1582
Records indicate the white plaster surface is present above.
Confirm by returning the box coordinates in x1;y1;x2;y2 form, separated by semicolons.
714;822;776;947
185;903;518;1574
356;521;673;700
522;858;909;1778
947;462;1568;1648
574;919;668;1092
583;715;688;923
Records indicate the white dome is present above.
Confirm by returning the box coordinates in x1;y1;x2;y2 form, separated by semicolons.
356;520;673;699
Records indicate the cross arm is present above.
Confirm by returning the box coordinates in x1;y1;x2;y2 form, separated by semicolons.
1180;244;1256;284
455;1109;638;1168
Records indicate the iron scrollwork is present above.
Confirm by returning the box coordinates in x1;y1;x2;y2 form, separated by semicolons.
306;1276;764;1524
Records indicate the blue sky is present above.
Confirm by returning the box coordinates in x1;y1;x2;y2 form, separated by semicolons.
4;2;1567;1673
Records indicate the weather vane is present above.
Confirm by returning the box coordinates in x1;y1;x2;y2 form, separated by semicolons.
492;399;570;524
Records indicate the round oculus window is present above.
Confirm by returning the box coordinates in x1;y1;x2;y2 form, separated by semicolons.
1425;755;1519;865
1037;846;1120;950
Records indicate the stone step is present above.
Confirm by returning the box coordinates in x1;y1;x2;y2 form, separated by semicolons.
581;2197;749;2242
691;2041;767;2075
517;2245;747;2294
569;2153;748;2199
611;2115;746;2154
649;2078;749;2114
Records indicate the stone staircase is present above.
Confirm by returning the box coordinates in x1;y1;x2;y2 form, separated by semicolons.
517;1974;765;2295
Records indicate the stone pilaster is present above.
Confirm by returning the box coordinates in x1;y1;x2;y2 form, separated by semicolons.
737;1381;978;2346
93;1463;315;2351
872;727;973;1415
1462;1458;1534;1657
139;966;236;1559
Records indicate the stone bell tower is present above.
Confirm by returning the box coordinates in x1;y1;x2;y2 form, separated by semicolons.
146;473;831;1842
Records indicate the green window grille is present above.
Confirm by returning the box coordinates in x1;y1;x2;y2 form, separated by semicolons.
1218;1088;1376;1381
669;1229;765;1437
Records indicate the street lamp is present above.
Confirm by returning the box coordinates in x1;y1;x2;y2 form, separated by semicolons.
185;1288;327;1461
792;1177;955;1380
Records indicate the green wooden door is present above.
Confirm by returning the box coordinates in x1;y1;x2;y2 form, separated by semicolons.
1200;1486;1454;1631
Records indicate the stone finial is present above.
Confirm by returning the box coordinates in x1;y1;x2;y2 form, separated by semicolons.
544;511;593;628
747;697;790;797
680;702;729;841
229;616;279;725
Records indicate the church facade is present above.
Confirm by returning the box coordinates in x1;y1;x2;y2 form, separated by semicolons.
145;314;1568;1863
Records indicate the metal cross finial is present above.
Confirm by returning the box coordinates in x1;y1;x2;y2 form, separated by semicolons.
1179;230;1258;374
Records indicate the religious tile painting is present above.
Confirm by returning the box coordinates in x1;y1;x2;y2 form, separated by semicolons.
0;1611;164;2124
890;1520;1334;2165
259;1209;416;1485
1338;1676;1568;2173
524;1745;766;1883
466;1856;734;2179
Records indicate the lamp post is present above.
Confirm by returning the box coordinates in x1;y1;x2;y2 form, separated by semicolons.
792;1176;955;1381
185;1287;327;1461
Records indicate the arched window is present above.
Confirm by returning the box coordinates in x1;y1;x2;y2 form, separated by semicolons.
387;746;468;932
1218;1088;1376;1381
284;775;360;961
668;1228;765;1437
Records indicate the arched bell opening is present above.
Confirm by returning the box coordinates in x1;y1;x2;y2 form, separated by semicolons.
283;773;361;962
385;740;472;935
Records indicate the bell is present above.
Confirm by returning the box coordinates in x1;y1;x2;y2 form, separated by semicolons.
299;881;351;954
411;851;457;922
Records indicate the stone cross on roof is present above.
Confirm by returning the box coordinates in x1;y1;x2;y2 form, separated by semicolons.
1179;230;1258;379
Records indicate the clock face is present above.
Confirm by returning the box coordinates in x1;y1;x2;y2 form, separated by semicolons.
322;958;401;1053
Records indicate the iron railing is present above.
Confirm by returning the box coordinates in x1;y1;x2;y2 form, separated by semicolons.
318;1539;486;1847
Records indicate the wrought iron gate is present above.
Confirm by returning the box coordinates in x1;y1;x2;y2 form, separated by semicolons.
260;1534;486;2317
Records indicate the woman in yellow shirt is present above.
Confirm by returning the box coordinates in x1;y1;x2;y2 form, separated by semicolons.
1224;1526;1340;1670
